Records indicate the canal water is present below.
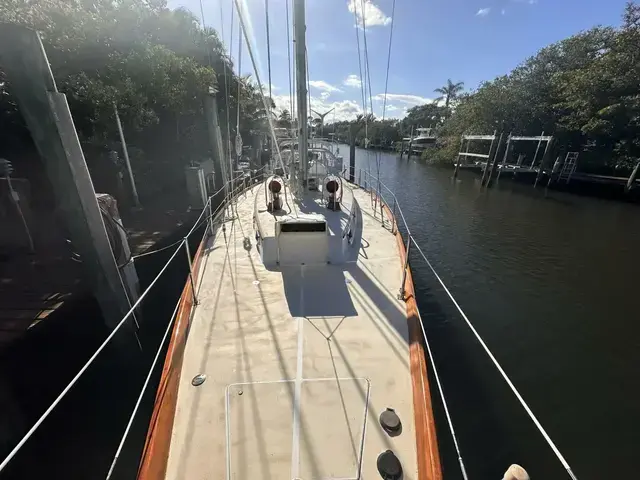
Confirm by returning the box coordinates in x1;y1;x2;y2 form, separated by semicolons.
3;147;637;480
347;145;640;479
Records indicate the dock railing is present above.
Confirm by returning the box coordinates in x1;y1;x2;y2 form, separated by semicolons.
0;165;267;477
344;167;579;480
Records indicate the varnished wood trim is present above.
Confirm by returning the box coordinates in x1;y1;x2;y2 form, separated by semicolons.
383;200;443;480
137;238;205;480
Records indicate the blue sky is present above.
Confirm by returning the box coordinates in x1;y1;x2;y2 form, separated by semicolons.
168;0;630;120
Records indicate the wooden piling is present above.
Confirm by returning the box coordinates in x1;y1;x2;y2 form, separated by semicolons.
407;125;414;160
349;135;356;183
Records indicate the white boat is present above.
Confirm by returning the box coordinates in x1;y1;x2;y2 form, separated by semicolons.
409;127;437;153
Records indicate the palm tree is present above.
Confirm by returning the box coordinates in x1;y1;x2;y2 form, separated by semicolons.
434;79;464;108
278;109;292;128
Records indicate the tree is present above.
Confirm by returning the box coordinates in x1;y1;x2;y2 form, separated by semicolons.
402;103;447;131
434;79;465;108
278;109;292;128
0;0;272;197
429;3;640;172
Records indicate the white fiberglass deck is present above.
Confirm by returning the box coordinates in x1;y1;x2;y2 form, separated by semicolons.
165;182;418;480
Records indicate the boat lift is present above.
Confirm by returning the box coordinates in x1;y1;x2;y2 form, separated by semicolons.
454;131;499;179
496;132;553;181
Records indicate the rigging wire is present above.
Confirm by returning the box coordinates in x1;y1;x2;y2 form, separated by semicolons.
375;0;398;194
198;0;231;211
236;15;242;158
197;0;213;66
380;0;396;124
220;0;234;201
285;0;294;131
411;239;579;480
359;0;374;120
233;6;243;214
265;0;272;99
232;0;290;186
306;46;311;137
105;294;183;479
351;0;367;124
0;237;187;474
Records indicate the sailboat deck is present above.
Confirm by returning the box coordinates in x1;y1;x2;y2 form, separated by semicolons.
165;182;419;480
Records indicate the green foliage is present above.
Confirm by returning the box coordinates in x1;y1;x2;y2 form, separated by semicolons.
325;114;400;147
433;2;640;172
434;79;464;109
278;109;292;129
402;103;448;131
0;0;272;195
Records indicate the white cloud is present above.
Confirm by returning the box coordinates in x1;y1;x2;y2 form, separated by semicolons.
373;93;434;107
272;93;363;122
261;83;278;94
343;74;362;88
308;80;343;93
272;91;436;122
476;7;491;16
347;0;391;28
501;8;506;15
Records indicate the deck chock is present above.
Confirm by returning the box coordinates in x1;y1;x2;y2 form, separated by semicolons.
380;408;402;435
377;450;403;480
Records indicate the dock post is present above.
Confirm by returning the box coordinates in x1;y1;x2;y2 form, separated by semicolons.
486;133;509;188
626;160;640;193
349;135;356;183
407;125;414;160
399;139;404;159
534;137;554;188
0;25;134;330
453;134;464;178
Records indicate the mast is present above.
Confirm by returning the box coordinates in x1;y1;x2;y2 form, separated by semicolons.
293;0;308;189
